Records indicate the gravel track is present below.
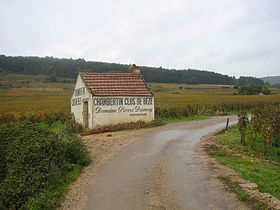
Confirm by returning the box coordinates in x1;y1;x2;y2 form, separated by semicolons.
61;116;250;210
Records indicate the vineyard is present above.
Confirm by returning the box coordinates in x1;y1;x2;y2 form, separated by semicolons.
153;83;280;118
1;73;279;209
213;106;280;204
238;106;280;158
1;74;280;124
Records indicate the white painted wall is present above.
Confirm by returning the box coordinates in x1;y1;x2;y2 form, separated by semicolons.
71;75;93;128
71;75;155;129
92;96;155;128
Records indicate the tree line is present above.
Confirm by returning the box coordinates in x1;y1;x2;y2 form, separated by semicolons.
0;55;264;85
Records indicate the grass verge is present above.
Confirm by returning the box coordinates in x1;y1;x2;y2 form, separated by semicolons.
219;177;267;209
25;165;82;209
157;115;210;124
217;126;280;162
214;127;280;200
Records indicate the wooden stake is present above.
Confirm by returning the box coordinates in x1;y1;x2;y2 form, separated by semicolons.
226;118;229;131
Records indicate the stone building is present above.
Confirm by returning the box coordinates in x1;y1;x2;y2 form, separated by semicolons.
71;68;154;129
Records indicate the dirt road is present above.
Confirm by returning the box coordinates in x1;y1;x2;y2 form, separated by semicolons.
79;116;250;210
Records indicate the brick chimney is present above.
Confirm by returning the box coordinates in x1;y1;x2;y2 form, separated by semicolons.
128;64;140;74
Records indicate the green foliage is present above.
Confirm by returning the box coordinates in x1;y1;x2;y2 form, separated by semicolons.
0;122;90;209
238;84;271;95
236;105;280;156
215;127;280;200
59;132;91;167
220;177;250;202
250;106;280;155
0;123;39;181
215;147;280;200
0;54;264;85
238;84;262;95
218;126;279;162
25;164;81;210
238;112;249;145
64;118;84;134
154;103;270;119
237;76;265;86
0;123;64;209
157;115;210;124
262;87;271;95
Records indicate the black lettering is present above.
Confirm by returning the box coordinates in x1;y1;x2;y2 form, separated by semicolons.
75;87;86;97
143;97;153;105
93;97;124;106
72;97;82;106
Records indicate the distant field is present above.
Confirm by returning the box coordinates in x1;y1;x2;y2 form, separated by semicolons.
151;83;280;109
0;73;73;113
0;88;71;113
0;74;280;114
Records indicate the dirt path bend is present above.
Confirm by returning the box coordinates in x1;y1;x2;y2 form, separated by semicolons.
62;116;250;210
81;116;251;210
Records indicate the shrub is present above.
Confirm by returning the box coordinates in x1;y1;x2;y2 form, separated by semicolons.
238;112;249;145
0;123;56;182
64;118;84;134
0;122;90;209
0;123;64;209
0;123;24;181
88;120;162;134
238;84;263;95
239;105;280;156
238;84;271;95
262;87;272;95
59;132;91;167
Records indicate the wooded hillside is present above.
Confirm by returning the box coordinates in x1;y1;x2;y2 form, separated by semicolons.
261;76;280;85
0;55;264;85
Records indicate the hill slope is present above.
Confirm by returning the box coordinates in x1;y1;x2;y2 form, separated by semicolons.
260;76;280;85
0;55;264;85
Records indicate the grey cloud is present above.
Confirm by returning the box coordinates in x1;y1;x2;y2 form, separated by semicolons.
0;0;279;77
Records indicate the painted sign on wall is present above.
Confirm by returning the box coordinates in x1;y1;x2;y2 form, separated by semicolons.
92;97;154;117
72;87;86;106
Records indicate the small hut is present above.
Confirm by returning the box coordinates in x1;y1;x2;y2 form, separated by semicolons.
71;66;154;128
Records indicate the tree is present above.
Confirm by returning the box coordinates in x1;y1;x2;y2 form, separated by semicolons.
237;76;264;86
262;87;271;95
238;84;264;95
0;55;265;85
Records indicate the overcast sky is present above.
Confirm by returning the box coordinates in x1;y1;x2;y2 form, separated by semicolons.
0;0;279;77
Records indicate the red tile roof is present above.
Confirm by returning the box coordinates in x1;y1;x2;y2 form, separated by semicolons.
79;72;153;96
